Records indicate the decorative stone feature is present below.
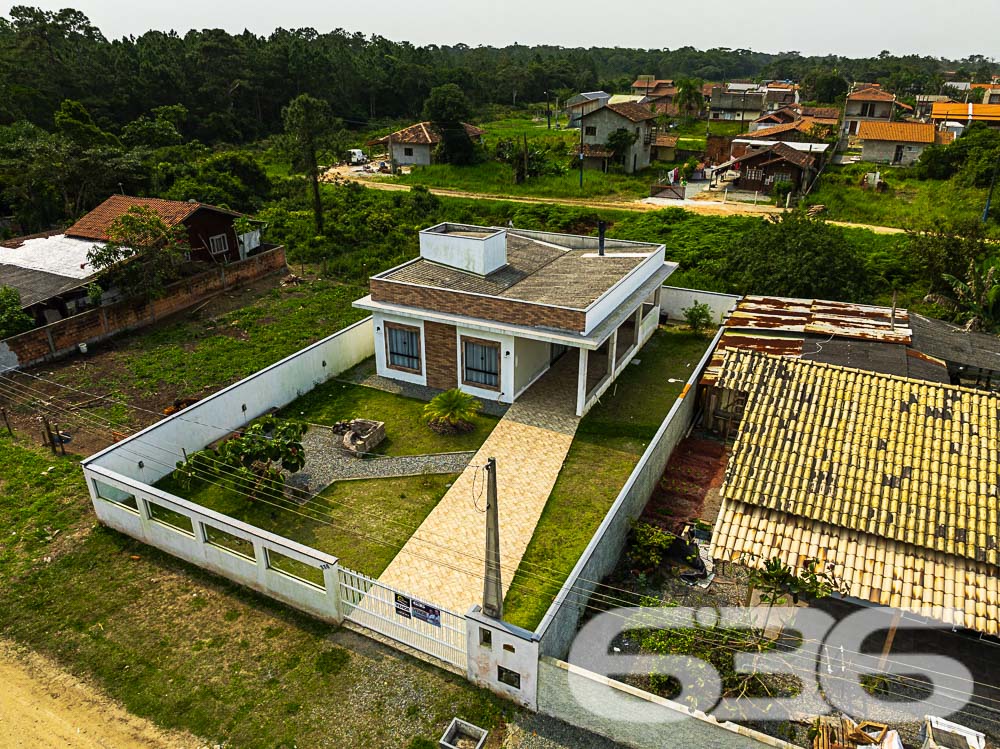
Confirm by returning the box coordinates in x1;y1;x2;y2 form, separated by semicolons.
331;419;386;455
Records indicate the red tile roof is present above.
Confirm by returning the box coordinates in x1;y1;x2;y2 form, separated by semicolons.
746;118;833;140
64;195;239;242
857;121;936;144
573;144;614;158
653;134;679;148
367;121;486;146
847;86;895;102
800;106;840;119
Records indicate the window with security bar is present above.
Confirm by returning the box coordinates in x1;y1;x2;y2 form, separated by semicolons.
463;338;500;389
386;323;421;372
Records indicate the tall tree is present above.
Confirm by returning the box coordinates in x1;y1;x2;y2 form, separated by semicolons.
422;84;476;165
282;93;332;234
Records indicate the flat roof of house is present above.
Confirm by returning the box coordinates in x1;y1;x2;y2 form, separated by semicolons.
711;349;1000;635
376;231;660;310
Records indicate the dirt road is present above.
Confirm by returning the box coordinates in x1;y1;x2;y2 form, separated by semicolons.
0;640;202;749
324;166;906;235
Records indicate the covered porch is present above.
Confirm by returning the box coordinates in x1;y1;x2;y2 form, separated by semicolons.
512;285;662;418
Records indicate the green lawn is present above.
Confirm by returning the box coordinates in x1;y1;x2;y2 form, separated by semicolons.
502;327;713;630
806;163;995;234
156;471;458;577
280;377;499;456
0;437;507;748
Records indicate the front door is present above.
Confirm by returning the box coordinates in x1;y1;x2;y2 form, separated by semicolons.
893;144;905;164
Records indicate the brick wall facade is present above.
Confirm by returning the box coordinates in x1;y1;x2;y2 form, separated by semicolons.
371;279;586;332
423;321;457;390
0;246;287;370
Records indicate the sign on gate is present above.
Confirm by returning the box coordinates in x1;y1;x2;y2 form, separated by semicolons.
413;599;442;627
338;566;467;669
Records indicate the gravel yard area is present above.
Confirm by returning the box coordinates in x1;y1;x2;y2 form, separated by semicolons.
287;425;474;491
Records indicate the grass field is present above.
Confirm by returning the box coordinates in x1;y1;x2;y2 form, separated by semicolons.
282;377;498;456
156;470;459;577
502;327;713;630
806;163;996;234
0;437;508;748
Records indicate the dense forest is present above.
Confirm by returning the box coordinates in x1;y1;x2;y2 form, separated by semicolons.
1;6;996;143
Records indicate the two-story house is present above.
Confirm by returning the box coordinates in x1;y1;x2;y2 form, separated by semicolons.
842;85;908;136
353;222;675;417
577;102;657;173
709;84;766;122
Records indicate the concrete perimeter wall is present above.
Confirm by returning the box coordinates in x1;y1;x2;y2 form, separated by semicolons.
86;466;343;623
0;246;287;371
537;658;801;749
659;286;740;326
83;317;374;484
535;325;725;660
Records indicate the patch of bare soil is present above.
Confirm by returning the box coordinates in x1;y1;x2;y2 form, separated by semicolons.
0;639;203;749
640;434;729;533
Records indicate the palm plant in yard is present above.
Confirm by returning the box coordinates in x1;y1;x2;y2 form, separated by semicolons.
424;389;481;434
925;259;1000;333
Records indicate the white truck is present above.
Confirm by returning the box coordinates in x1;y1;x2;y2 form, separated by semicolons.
347;148;367;165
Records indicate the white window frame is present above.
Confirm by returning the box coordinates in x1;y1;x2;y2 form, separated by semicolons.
209;233;229;255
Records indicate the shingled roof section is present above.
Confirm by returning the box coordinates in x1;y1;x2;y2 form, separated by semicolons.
858;120;936;144
367;122;486;146
64;195;239;242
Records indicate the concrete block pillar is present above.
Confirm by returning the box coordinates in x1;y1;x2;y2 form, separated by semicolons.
466;606;539;710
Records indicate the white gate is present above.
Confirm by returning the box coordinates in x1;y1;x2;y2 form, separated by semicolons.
338;567;468;670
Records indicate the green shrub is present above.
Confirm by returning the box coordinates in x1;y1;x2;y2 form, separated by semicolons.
424;388;481;434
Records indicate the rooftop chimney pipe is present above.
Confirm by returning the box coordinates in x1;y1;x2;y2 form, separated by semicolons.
598;221;606;256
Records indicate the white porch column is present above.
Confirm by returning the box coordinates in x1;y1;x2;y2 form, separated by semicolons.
576;347;588;417
609;329;619;377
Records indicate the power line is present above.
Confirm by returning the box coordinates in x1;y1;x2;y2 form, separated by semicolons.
5;372;1000;716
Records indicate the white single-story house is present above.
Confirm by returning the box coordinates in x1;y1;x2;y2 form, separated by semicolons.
367;122;486;166
353;222;676;416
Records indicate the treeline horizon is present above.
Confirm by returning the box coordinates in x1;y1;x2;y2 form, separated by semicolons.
1;6;996;145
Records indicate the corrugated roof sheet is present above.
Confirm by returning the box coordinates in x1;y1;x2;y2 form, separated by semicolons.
931;103;1000;122
716;350;1000;566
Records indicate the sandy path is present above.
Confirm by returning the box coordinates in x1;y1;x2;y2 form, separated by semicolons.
0;640;202;749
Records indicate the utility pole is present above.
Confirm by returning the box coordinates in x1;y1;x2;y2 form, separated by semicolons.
983;150;1000;222
545;90;551;129
579;120;584;189
482;457;503;619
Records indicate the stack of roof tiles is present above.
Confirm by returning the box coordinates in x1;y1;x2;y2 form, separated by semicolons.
710;349;1000;635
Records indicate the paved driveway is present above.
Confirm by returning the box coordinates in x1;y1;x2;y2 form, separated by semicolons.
378;355;580;613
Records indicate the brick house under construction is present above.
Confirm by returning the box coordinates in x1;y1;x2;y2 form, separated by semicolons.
353;222;675;417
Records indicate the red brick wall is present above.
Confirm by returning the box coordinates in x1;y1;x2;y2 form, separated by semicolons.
371;279;585;332
1;247;286;368
423;321;457;390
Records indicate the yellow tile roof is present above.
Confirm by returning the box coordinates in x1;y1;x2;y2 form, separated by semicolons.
712;502;1000;635
716;350;1000;566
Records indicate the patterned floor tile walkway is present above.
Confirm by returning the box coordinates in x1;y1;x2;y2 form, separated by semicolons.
378;355;581;613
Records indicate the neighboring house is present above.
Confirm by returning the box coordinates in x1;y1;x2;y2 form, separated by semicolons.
729;137;830;162
842;84;911;135
761;81;799;111
741;118;836;144
650;134;678;162
630;78;674;98
578;102;658;173
985;88;1000;105
564;91;610;127
607;94;644;105
712;142;818;194
915;94;955;118
932;102;1000;129
708;348;1000;640
0;195;262;325
352;222;675;417
857;121;951;165
571;143;615;172
367;122;486;166
749;106;799;130
709;84;765;122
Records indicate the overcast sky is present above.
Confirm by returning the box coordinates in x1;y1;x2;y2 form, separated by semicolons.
18;0;1000;60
